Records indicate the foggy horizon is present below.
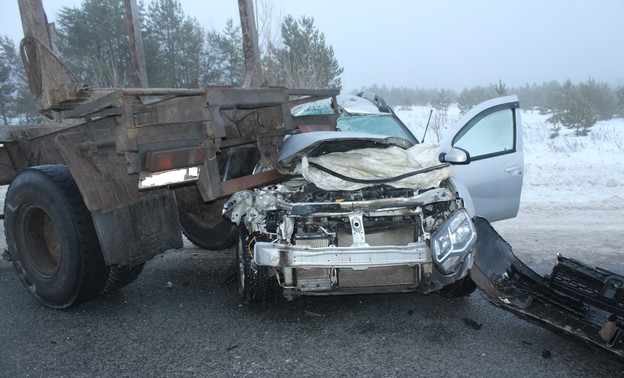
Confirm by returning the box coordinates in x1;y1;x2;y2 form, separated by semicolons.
2;0;623;93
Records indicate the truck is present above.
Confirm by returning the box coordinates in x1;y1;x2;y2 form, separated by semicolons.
3;0;340;308
5;0;624;361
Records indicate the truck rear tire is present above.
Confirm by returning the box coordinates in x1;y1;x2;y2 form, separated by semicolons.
179;197;239;250
4;165;109;308
178;148;260;251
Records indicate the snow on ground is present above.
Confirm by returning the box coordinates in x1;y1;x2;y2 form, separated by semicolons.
396;105;624;271
396;105;624;206
520;110;624;207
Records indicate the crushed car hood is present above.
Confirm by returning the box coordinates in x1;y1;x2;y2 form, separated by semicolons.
277;131;414;170
276;131;454;191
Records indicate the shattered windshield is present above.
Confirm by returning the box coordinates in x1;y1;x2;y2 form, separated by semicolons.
336;114;415;141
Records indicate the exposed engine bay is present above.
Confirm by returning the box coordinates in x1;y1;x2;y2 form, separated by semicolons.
224;138;478;301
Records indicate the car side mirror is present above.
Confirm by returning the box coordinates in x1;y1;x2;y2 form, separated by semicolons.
439;147;470;165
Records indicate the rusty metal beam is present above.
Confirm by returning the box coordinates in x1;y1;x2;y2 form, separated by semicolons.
288;88;340;97
124;0;148;88
18;0;86;115
0;124;75;142
221;170;287;196
238;0;263;87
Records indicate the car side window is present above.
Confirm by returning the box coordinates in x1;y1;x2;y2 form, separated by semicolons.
452;109;515;160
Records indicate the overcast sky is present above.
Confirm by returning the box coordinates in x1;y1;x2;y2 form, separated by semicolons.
2;0;623;92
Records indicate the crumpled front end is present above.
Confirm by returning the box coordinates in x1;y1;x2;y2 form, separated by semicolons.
224;140;477;298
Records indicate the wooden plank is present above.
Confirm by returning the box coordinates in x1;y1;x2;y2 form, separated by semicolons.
64;90;125;118
221;170;287;196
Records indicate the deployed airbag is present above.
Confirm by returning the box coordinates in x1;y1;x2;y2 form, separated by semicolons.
292;144;454;191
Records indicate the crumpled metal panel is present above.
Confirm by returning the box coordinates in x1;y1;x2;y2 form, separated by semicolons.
471;217;624;360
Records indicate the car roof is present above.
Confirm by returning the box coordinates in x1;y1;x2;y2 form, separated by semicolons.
338;94;383;114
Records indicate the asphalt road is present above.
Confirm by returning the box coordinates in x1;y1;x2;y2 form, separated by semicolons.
2;240;624;377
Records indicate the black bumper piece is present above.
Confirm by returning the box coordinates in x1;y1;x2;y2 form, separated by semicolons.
470;217;624;360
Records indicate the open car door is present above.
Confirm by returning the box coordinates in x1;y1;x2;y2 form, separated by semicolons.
442;97;624;360
438;95;523;222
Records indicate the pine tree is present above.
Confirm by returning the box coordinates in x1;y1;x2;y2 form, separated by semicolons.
0;36;42;125
431;89;451;112
0;36;17;125
577;78;617;121
145;0;205;87
546;80;597;136
457;86;492;114
57;0;131;87
617;87;624;117
265;15;343;89
204;19;245;86
494;79;507;96
559;92;596;136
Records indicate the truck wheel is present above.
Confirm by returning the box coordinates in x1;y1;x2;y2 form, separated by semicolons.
237;230;271;304
4;165;109;308
179;198;238;250
439;275;477;298
178;148;259;251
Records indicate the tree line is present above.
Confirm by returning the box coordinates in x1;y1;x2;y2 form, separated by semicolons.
1;0;623;137
0;36;40;125
57;0;342;89
359;79;624;137
0;0;342;125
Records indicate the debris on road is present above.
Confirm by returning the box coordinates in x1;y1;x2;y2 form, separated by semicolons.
304;310;325;317
462;317;483;330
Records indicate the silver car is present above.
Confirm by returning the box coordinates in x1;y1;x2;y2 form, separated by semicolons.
225;93;523;303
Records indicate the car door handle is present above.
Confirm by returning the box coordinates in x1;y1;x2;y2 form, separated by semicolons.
504;165;522;175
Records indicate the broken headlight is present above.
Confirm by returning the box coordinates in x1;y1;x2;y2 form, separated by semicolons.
431;208;476;275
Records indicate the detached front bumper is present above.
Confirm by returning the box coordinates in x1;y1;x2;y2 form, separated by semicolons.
471;217;624;360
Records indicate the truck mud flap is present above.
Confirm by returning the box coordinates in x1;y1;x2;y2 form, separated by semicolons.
92;191;183;267
470;217;624;360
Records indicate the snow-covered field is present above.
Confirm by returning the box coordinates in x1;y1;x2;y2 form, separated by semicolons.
397;105;624;271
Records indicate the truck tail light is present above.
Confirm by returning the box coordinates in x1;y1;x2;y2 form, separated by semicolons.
145;147;206;172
